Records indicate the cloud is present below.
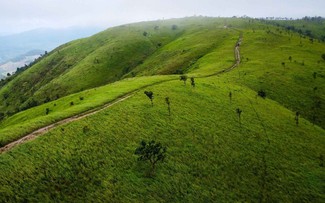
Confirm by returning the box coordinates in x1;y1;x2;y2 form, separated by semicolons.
0;0;324;34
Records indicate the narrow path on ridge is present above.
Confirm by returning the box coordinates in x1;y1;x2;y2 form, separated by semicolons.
0;33;242;153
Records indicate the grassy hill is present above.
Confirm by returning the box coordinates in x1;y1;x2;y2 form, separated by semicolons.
0;76;324;202
0;17;324;202
227;23;325;128
265;17;325;41
0;17;235;117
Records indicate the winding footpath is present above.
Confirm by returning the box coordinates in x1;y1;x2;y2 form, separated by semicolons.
0;35;242;154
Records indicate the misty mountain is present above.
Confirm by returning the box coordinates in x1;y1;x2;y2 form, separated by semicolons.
0;49;44;78
0;27;103;63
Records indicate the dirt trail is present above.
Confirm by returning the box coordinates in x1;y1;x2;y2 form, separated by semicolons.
0;94;133;153
0;35;242;154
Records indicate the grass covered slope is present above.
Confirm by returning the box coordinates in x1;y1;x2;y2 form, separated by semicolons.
227;26;325;128
0;75;176;147
0;17;324;202
0;17;234;117
0;76;324;202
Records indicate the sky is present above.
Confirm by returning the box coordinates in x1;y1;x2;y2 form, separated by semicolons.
0;0;324;35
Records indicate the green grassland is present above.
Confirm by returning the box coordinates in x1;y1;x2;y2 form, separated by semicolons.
266;17;325;41
0;17;324;202
227;26;325;128
0;17;235;116
0;76;324;202
0;75;176;146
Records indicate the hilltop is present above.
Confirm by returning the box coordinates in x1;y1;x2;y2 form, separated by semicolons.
0;17;324;202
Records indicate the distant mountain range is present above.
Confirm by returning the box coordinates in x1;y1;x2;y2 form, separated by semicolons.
0;27;103;64
0;50;44;78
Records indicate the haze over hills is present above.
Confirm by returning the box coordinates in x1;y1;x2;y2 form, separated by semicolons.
0;26;103;64
0;17;324;202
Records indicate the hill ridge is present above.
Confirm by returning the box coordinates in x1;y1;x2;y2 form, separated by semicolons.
0;33;242;152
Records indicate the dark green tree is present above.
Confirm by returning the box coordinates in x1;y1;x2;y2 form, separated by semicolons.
165;97;171;116
258;90;266;99
180;75;188;85
135;140;167;176
190;77;195;87
144;91;154;106
288;56;292;62
236;108;242;125
45;108;50;115
229;91;232;103
295;111;300;126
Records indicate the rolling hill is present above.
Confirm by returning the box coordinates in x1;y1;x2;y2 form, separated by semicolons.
0;17;324;202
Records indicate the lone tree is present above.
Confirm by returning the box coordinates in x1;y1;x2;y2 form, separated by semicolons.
289;56;292;62
180;75;188;85
135;140;167;176
165;97;171;116
190;77;195;87
229;91;232;103
144;91;154;106
45;108;50;115
236;108;242;125
295;111;300;126
258;90;266;99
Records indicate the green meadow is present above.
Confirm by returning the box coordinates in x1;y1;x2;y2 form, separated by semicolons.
0;17;324;202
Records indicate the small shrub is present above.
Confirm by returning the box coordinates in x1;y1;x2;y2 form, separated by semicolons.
144;91;154;106
258;90;266;99
83;126;90;133
236;108;242;125
295;111;300;126
165;97;171;116
45;108;50;115
79;96;84;101
190;77;195;87
180;75;188;85
70;101;74;106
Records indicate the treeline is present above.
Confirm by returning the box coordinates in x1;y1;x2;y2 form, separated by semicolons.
259;16;325;41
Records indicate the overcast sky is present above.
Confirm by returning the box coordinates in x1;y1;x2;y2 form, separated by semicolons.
0;0;324;35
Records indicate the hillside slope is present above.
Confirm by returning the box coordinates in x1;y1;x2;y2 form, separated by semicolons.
0;17;234;116
1;17;323;129
0;76;324;202
226;25;325;128
0;17;324;202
